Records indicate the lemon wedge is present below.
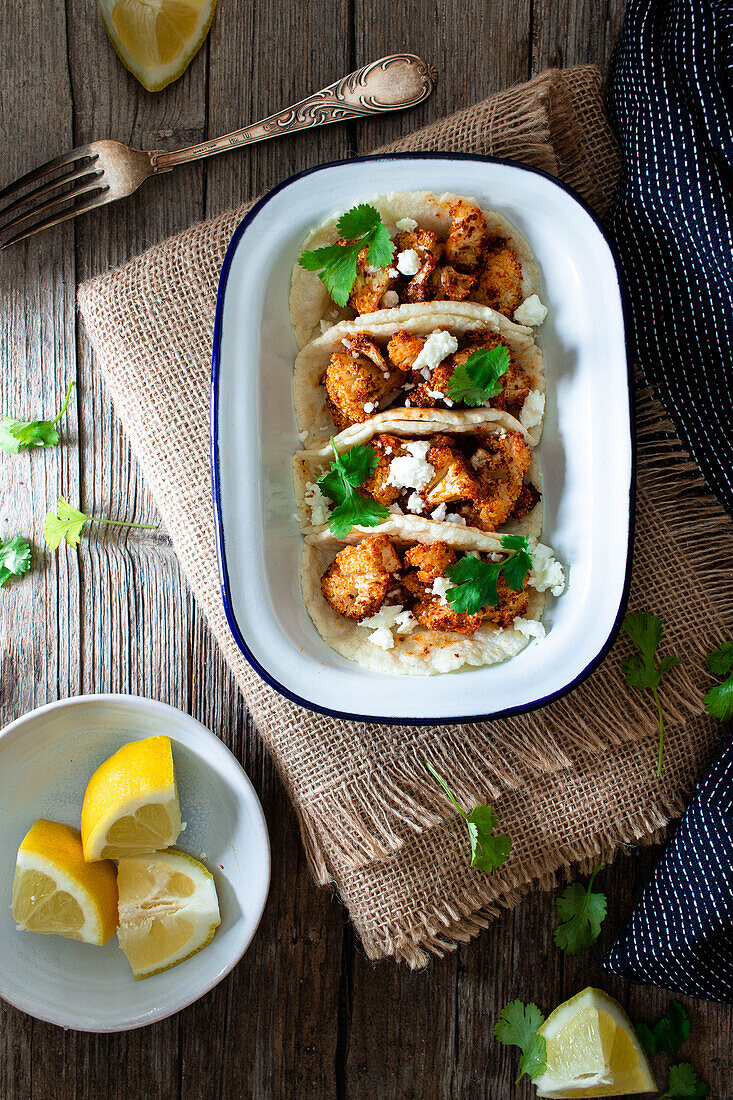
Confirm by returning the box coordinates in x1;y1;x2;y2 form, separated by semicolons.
81;735;182;861
12;819;118;946
99;0;217;92
116;849;220;979
534;987;657;1097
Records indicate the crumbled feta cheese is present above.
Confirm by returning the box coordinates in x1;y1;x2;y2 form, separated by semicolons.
298;429;309;443
520;389;545;431
368;626;395;649
412;331;459;373
388;503;404;515
352;351;360;359
386;440;435;491
396;249;420;276
445;512;466;526
305;481;330;526
403;383;415;392
361;603;417;643
470;451;487;470
395;216;418;231
430;503;447;522
513;617;546;640
381;290;400;308
406;492;425;514
387;268;398;278
431;576;454;606
529;543;566;596
514;294;548;327
363;401;377;413
383;372;391;379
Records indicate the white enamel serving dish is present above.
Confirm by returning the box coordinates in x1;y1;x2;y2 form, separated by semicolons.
211;154;632;723
0;695;270;1031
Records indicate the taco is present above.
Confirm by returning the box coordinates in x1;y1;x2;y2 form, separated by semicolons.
290;190;546;348
293;302;546;448
301;528;564;676
294;407;542;540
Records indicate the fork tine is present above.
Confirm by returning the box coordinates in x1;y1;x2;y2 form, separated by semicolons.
0;145;95;204
0;189;111;249
0;162;102;222
0;180;110;240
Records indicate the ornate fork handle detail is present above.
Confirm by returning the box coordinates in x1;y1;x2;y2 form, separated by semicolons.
150;54;437;172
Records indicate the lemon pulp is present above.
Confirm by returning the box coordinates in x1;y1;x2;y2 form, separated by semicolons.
99;0;217;92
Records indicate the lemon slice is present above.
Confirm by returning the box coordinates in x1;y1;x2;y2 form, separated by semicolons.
116;849;220;979
12;820;118;946
99;0;217;92
82;735;182;861
534;988;657;1097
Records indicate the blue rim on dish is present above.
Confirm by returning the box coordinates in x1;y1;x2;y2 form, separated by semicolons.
210;152;636;725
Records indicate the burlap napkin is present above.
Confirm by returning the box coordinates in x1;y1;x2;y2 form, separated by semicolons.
78;67;733;966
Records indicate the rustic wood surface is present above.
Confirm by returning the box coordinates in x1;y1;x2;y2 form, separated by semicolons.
0;1;731;1097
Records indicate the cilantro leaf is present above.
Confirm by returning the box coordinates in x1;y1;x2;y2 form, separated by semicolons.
0;535;31;587
553;864;607;955
0;382;74;454
636;1000;690;1058
424;760;512;873
494;1000;547;1082
621;612;681;776
704;677;733;721
445;535;533;615
299;204;395;307
44;497;158;551
659;1062;709;1097
318;440;388;536
44;498;88;549
446;345;511;406
706;641;733;678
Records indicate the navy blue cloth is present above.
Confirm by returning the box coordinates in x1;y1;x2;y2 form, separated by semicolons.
604;0;733;515
604;735;733;1003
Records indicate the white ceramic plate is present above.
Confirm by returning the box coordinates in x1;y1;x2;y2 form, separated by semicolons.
211;154;632;722
0;695;270;1031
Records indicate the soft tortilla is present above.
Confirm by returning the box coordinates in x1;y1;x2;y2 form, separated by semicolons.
290;189;540;348
294;406;542;539
301;529;547;677
293;301;546;449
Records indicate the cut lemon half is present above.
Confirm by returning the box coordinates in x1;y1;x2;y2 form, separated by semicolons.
534;987;657;1097
116;850;220;979
12;819;118;946
99;0;217;92
82;735;182;861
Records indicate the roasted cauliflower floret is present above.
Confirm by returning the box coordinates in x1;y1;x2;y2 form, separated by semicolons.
412;596;483;635
481;574;530;627
407;359;455;407
386;331;426;371
344;242;397;314
324;336;406;430
321;535;402;621
473;237;523;316
394;228;442;304
430;264;477;302
468;429;532;530
423;436;482;506
403;541;457;584
443;200;489;270
360;434;405;505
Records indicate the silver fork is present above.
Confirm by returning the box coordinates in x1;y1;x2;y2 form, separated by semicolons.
0;54;436;249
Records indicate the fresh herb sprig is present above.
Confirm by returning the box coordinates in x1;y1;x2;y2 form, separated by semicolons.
704;641;733;721
317;440;389;538
659;1063;710;1097
446;345;510;406
298;204;395;307
0;382;74;454
0;535;31;587
494;1000;547;1083
44;497;158;551
621;612;681;776
444;534;532;615
553;864;607;955
424;760;511;873
637;1000;690;1058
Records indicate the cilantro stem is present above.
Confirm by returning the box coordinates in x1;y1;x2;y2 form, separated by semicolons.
653;686;664;777
51;382;75;426
90;517;158;531
424;760;467;819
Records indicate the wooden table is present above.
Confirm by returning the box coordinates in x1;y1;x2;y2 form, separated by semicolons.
1;1;731;1096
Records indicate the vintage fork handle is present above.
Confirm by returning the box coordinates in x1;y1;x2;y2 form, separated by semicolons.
149;54;437;173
